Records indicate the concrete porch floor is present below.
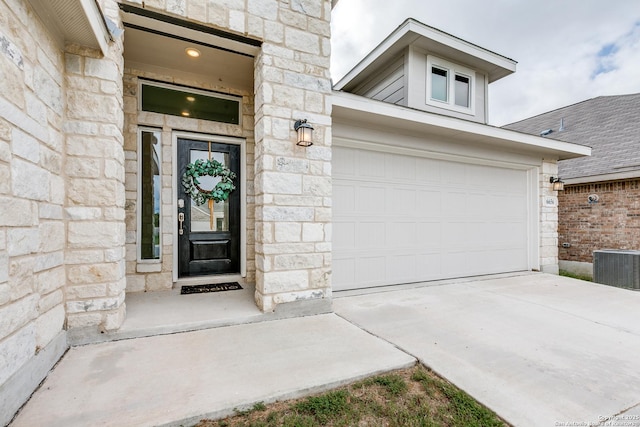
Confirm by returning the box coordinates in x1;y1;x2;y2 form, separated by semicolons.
68;284;331;345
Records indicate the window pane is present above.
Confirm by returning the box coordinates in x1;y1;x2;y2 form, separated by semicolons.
454;74;470;108
189;150;230;232
431;67;448;102
141;84;240;125
140;130;161;260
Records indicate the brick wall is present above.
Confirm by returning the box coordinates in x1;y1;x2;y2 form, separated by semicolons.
558;179;640;263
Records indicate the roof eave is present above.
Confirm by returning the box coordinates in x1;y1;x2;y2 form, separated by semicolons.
27;0;112;55
332;92;591;160
564;171;640;185
335;18;516;91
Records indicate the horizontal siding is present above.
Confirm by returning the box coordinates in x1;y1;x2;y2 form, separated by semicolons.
354;56;405;105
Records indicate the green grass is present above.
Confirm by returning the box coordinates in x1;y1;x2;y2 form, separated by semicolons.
559;269;593;282
196;365;508;427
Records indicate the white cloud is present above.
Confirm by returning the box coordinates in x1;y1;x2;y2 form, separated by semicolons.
331;1;640;125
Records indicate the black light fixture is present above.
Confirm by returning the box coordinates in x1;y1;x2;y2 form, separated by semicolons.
294;119;314;147
550;176;564;191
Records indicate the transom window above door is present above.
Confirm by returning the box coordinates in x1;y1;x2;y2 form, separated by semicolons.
140;80;242;125
426;56;475;115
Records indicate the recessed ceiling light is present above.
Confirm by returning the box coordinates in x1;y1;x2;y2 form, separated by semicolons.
186;96;195;102
185;47;201;58
181;111;190;117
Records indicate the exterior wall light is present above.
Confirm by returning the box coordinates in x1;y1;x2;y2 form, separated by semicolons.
294;119;314;147
550;176;564;191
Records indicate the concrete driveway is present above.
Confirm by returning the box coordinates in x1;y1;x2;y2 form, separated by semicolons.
334;273;640;427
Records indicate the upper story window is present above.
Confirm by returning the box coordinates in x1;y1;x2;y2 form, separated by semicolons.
140;80;242;125
426;56;475;115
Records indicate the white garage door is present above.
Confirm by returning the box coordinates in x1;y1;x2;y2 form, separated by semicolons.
333;145;531;291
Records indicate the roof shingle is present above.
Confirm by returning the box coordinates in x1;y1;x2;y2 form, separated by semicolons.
503;93;640;180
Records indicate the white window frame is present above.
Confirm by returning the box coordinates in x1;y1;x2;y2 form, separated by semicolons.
426;56;475;115
138;79;243;126
137;126;163;266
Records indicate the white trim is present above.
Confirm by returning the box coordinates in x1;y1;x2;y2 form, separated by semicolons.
139;79;243;127
171;131;247;283
529;167;541;271
334;136;537;171
426;55;475;115
332;91;592;160
335;18;516;90
137;127;163;264
79;0;111;55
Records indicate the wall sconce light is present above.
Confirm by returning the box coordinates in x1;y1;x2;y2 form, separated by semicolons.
550;176;564;191
294;119;314;147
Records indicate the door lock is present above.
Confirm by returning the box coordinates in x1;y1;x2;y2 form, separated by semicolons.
178;212;185;235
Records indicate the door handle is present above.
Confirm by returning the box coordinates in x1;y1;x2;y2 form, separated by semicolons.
178;212;184;235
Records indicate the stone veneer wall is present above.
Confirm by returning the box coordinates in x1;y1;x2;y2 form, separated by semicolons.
63;0;126;332
122;69;256;291
252;0;333;311
0;0;67;394
559;179;640;263
540;160;560;274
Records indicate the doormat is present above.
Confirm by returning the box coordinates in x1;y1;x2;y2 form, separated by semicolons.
180;282;243;295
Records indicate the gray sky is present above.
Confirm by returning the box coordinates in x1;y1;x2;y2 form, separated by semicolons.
331;0;640;126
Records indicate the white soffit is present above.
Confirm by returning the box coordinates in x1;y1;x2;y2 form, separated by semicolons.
27;0;111;54
335;18;517;91
332;92;591;161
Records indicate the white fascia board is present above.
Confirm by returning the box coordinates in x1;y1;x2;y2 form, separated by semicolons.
80;0;112;55
334;18;517;90
334;21;416;91
332;91;591;160
565;171;640;185
27;0;111;55
406;20;516;74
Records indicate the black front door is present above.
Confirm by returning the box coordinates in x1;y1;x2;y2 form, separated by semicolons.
177;138;241;277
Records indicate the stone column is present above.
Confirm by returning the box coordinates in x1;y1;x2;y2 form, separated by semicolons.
253;0;333;312
540;160;560;274
63;0;126;331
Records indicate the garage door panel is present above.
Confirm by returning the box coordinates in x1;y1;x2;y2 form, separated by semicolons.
356;256;387;285
392;155;417;181
334;184;355;213
390;188;418;215
356;185;385;212
417;190;441;214
389;254;417;281
387;222;417;247
334;147;356;176
418;222;442;248
333;221;355;250
357;222;385;248
442;191;468;217
417;253;442;278
333;145;531;291
416;158;441;182
333;257;355;285
359;151;386;177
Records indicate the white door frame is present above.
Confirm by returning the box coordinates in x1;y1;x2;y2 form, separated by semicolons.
172;131;247;283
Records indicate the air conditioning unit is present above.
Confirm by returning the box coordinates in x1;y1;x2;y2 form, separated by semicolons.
593;250;640;290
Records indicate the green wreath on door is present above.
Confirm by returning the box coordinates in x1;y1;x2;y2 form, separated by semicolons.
181;158;237;206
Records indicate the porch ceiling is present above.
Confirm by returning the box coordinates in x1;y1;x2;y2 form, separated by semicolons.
121;7;256;93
